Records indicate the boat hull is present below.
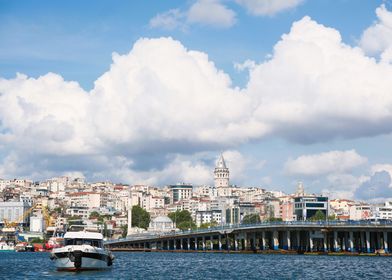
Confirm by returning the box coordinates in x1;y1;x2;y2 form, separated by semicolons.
52;247;113;271
54;256;110;271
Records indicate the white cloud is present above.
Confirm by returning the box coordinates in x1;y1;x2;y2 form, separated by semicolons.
359;4;392;56
284;150;367;177
149;9;186;31
3;9;392;184
236;0;304;16
371;164;392;185
246;16;392;143
149;0;236;30
187;0;236;28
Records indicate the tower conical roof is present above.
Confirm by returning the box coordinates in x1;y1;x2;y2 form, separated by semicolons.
216;154;227;169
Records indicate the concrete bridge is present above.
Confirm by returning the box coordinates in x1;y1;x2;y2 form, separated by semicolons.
105;221;392;254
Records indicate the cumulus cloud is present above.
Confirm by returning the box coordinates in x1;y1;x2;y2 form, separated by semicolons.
354;171;392;201
3;10;392;184
359;4;392;56
246;16;392;143
284;150;367;177
236;0;304;16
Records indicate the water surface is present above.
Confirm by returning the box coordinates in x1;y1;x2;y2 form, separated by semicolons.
0;251;389;279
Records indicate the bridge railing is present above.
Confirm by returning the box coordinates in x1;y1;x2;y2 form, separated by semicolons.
106;219;392;244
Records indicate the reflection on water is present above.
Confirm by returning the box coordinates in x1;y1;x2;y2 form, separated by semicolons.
0;251;389;279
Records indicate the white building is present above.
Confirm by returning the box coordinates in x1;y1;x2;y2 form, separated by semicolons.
195;210;222;226
148;216;176;232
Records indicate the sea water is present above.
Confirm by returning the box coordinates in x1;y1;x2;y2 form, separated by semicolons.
0;251;389;279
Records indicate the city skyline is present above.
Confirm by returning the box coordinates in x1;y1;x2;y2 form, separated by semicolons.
1;0;392;201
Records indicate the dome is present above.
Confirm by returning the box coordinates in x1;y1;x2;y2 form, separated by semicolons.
152;216;173;223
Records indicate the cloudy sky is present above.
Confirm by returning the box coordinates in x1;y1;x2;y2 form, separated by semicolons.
1;0;392;200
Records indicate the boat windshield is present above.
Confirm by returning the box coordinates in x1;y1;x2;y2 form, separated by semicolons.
65;238;103;247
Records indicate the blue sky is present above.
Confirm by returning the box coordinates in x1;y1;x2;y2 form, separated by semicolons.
1;0;392;200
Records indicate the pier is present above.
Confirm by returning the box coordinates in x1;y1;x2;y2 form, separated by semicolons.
105;221;392;254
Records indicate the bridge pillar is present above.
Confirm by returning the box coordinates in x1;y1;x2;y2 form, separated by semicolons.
226;234;231;251
219;235;222;250
348;232;354;252
174;239;178;250
195;237;198;251
252;232;256;250
286;231;291;250
180;239;183;250
342;233;346;251
333;231;339;252
210;236;214;250
202;236;206;251
384;232;388;253
376;232;381;250
309;233;313;252
244;234;248;250
273;230;279;250
261;231;266;250
360;232;365;252
323;232;328;252
187;238;191;250
366;231;371;253
235;238;239;251
296;231;300;251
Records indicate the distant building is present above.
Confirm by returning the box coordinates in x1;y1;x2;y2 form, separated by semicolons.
195;210;222;226
0;201;31;226
349;203;371;220
225;206;240;225
148;216;175;232
294;196;329;220
169;184;193;204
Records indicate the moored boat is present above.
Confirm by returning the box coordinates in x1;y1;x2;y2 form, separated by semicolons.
0;241;14;252
50;229;114;271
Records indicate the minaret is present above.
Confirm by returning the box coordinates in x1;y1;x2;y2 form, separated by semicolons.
296;181;305;197
214;154;230;196
127;206;132;236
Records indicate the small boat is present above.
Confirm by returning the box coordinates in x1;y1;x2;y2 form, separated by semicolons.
50;229;114;271
0;241;14;252
15;242;34;252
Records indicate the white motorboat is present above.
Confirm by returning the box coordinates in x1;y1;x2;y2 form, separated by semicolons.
50;230;114;271
0;241;14;252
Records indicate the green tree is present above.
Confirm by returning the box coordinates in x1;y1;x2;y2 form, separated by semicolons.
29;237;43;243
121;224;128;238
242;214;261;224
266;217;283;222
89;211;100;219
328;214;336;221
199;221;218;229
310;210;326;221
132;205;150;229
168;210;196;230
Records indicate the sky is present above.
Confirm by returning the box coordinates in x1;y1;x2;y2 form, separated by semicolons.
1;0;392;200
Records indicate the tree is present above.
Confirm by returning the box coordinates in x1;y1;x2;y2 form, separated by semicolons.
168;210;195;230
132;205;150;229
242;214;261;224
199;222;218;229
30;237;43;243
310;210;326;221
121;225;128;238
328;214;336;221
89;211;100;219
266;217;283;222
